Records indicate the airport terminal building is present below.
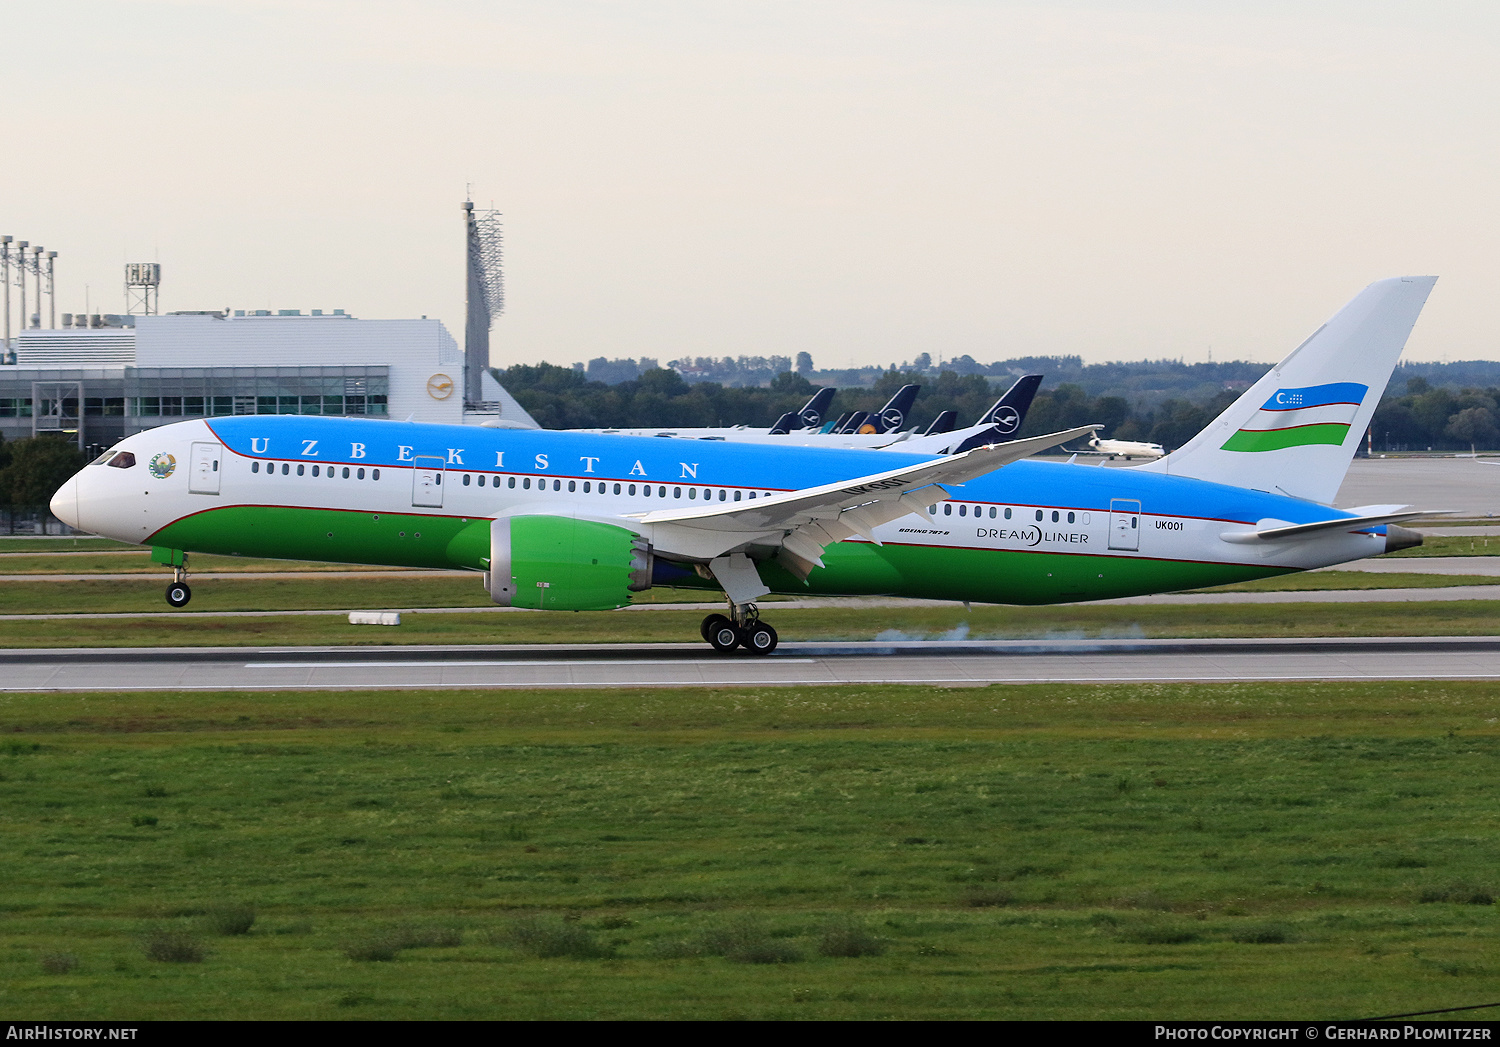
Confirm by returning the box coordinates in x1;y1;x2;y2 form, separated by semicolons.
0;310;536;457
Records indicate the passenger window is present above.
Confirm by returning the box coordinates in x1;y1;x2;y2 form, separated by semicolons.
477;475;485;487
297;464;305;476
989;507;996;518
943;504;952;516
463;474;471;486
281;463;289;475
748;492;755;499
658;486;666;497
689;488;696;499
252;461;260;473
718;490;726;501
583;481;591;493
554;480;561;491
1051;510;1059;522
1067;511;1074;523
628;484;636;495
734;490;741;501
675;487;682;498
372;469;380;480
358;468;366;480
569;480;576;492
614;483;622;495
343;467;351;479
312;465;319;477
523;478;531;489
508;476;516;488
643;485;651;497
1035;510;1043;521
959;505;967;516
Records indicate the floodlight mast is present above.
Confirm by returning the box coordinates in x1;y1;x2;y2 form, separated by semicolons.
124;262;161;315
45;251;56;329
16;242;27;336
463;198;505;407
1;236;10;355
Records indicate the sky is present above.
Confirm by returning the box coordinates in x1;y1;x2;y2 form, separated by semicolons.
1;1;1496;369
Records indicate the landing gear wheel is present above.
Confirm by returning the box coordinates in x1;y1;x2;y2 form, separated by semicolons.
706;620;742;653
739;622;778;655
701;613;732;643
165;582;192;608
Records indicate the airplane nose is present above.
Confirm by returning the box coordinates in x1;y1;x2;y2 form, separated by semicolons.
50;474;81;531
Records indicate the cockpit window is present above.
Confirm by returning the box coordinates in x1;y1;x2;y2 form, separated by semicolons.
104;451;136;469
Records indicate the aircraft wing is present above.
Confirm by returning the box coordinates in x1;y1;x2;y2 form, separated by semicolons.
633;425;1098;575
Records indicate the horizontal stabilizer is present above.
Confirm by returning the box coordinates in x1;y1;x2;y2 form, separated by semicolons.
1220;509;1452;544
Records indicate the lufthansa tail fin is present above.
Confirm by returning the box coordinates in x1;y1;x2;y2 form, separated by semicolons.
1138;277;1437;504
923;410;958;436
797;388;835;429
978;374;1043;437
873;384;920;434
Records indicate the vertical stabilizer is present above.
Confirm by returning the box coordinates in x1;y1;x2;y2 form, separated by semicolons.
1138;276;1437;503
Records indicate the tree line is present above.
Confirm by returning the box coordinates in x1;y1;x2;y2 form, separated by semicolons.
501;362;1244;449
0;435;86;507
501;364;1500;453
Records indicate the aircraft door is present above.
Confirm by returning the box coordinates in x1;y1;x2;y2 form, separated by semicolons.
1108;499;1141;551
188;442;222;495
412;456;445;508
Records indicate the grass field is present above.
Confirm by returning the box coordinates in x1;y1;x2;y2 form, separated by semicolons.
1196;570;1500;592
0;552;409;573
0;537;136;553
1387;534;1500;557
9;600;1500;649
2;681;1498;1020
2;562;1497;618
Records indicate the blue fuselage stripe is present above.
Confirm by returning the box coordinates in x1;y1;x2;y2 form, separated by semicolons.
206;416;1355;528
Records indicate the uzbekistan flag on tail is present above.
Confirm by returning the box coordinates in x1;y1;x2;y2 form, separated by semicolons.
1220;382;1367;453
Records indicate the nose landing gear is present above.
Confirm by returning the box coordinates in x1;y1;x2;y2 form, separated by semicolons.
700;603;778;655
164;560;191;608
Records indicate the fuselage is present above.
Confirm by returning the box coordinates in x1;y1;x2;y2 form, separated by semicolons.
54;415;1392;605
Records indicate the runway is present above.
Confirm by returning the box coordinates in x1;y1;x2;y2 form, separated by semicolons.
10;636;1500;691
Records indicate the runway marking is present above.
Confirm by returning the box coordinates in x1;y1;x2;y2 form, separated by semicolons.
245;658;818;669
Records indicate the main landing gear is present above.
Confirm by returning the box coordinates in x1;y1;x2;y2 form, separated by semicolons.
700;603;778;655
164;561;191;608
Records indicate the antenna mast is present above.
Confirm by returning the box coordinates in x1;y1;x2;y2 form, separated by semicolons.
463;198;505;406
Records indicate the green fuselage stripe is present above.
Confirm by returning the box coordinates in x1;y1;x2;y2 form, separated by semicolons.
1220;423;1350;452
150;504;1291;606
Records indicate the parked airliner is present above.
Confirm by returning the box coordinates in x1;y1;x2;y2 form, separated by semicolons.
1087;434;1167;459
52;277;1439;654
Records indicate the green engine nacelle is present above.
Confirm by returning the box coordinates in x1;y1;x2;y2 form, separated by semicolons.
447;515;652;611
